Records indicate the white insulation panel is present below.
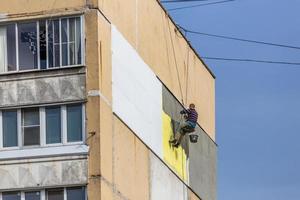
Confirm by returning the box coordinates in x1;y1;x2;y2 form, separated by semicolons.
112;25;163;157
150;153;188;200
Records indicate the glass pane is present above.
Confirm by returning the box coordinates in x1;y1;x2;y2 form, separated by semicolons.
2;192;21;200
18;22;38;70
48;20;53;68
53;20;60;44
7;24;16;71
54;44;60;67
46;106;61;144
25;191;40;200
24;126;40;146
0;26;6;72
39;20;47;69
62;43;68;66
69;43;75;65
22;108;39;126
47;189;64;200
67;187;85;200
75;17;81;65
61;18;68;66
3;110;18;147
69;18;76;65
61;19;68;43
67;104;82;142
69;18;75;42
53;20;60;67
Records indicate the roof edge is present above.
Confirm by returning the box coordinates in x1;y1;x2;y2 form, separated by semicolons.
155;0;216;79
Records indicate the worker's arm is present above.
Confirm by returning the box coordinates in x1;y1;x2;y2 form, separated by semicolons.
180;109;190;115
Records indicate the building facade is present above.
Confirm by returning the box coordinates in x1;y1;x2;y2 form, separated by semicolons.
0;1;216;200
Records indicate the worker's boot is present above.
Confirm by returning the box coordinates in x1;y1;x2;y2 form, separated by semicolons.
172;142;180;148
169;138;177;144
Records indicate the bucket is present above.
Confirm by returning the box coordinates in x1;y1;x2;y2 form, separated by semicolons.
189;134;198;143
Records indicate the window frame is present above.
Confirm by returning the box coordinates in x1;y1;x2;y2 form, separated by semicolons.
0;103;85;150
0;15;84;75
0;187;86;200
21;107;41;147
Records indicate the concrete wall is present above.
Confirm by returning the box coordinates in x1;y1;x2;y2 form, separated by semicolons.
96;0;216;139
0;67;86;108
0;156;88;191
189;127;217;200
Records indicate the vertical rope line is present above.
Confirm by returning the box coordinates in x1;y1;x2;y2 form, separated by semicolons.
185;45;190;105
167;21;185;105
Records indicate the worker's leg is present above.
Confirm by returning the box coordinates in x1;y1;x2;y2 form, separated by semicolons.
179;121;190;134
171;121;190;147
170;121;188;143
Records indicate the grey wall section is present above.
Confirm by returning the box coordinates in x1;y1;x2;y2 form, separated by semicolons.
162;86;190;155
162;85;217;200
0;156;88;191
189;126;217;200
0;67;86;108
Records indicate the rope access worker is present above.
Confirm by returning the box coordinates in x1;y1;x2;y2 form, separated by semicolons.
170;103;198;148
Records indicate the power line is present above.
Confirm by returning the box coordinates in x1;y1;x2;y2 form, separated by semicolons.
201;56;300;65
168;0;235;10
161;0;213;3
177;25;300;51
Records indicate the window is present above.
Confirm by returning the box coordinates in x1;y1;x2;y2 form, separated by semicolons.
0;104;84;149
47;189;64;200
0;187;85;200
0;24;16;72
0;16;83;73
18;22;38;70
22;108;40;146
46;106;61;144
67;104;82;142
67;187;85;200
2;192;21;200
25;192;40;200
2;110;18;147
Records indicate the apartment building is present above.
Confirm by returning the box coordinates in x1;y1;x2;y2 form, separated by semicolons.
0;1;216;200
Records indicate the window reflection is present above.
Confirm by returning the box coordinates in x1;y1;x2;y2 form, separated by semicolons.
18;22;38;70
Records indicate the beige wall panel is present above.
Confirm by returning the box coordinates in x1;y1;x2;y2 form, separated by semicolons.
91;0;215;137
86;9;114;199
85;10;101;178
137;0;215;138
85;10;101;200
86;10;101;90
114;117;150;200
98;12;112;102
187;56;216;140
101;180;113;200
101;0;137;47
100;100;113;183
88;178;101;200
188;190;201;200
0;0;85;15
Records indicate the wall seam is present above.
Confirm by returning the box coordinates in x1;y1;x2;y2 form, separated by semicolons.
112;114;116;199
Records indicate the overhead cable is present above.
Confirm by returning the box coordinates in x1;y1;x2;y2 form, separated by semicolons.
177;25;300;51
201;56;300;65
168;0;235;10
161;0;213;3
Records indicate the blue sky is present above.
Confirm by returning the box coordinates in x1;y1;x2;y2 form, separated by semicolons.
163;0;300;199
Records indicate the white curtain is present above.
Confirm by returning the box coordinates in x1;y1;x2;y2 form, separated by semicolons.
0;26;7;73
